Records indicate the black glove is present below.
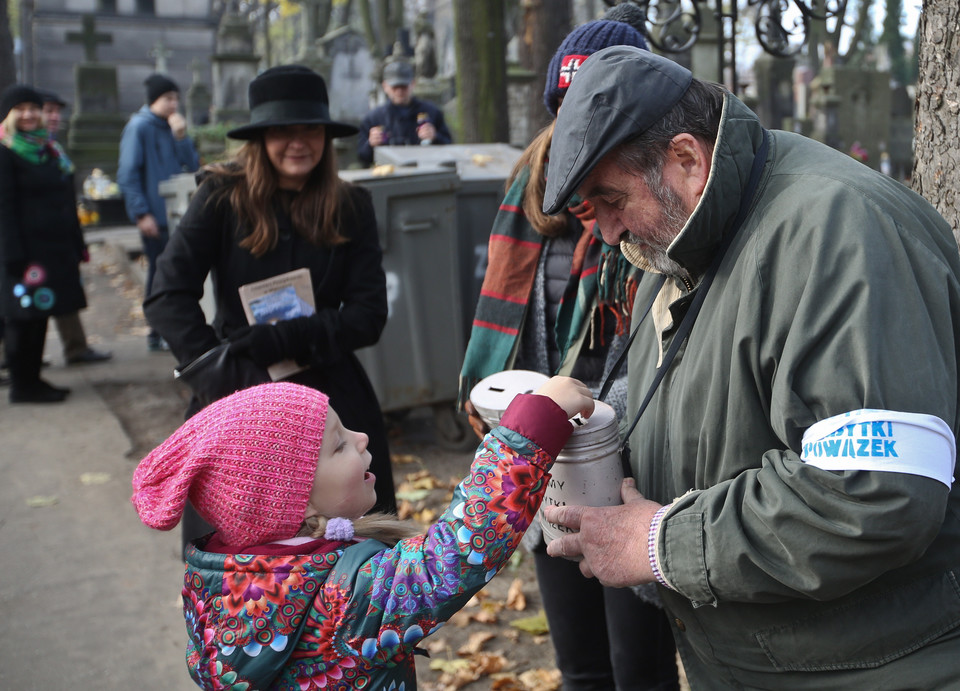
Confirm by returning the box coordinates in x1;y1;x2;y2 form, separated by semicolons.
227;324;287;368
272;316;318;366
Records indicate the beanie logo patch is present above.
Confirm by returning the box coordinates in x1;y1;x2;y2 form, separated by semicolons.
558;55;589;88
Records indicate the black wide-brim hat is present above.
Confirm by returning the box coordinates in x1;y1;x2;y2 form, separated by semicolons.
227;65;359;140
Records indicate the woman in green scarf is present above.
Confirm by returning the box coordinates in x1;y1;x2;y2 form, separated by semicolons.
0;84;86;403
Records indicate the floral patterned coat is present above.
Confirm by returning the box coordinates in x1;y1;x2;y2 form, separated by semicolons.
181;393;573;690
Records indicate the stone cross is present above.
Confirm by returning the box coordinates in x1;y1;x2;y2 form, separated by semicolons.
190;58;205;84
66;15;112;64
150;40;173;73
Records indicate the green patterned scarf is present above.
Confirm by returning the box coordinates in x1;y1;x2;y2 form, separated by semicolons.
1;127;75;175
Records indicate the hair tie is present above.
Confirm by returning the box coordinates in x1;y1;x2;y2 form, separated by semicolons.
324;517;355;541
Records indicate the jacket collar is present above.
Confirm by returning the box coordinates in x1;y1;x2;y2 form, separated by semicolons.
138;104;171;129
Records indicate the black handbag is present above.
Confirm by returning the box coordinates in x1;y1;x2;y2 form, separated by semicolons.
174;342;271;408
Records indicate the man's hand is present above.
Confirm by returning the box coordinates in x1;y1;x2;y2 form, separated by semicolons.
168;112;187;140
417;122;437;142
544;478;662;587
369;126;386;147
137;213;160;238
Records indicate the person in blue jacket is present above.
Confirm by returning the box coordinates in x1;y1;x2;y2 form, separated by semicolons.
117;73;199;351
357;60;451;166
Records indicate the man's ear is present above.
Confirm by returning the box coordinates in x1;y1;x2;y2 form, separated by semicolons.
665;133;711;206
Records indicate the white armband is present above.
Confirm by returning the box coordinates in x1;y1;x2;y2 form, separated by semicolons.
801;409;955;488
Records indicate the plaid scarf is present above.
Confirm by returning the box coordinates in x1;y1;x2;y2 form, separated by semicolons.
458;167;641;408
0;127;75;175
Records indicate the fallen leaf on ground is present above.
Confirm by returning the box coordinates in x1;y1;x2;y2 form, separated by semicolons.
505;578;526;611
509;610;550;636
80;472;112;485
391;453;422;465
26;495;59;508
429;658;472;674
517;668;562;691
404;468;442;490
395;488;431;502
413;507;438;524
458;631;495;655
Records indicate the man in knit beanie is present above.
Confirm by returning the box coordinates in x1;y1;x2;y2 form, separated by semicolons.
117;73;199;352
542;4;649;117
132;382;328;547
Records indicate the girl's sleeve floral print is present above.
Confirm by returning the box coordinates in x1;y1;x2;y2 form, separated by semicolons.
181;420;555;691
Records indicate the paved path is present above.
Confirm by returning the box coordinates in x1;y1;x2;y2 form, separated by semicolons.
0;237;197;690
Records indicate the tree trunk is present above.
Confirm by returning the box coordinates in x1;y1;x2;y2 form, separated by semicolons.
517;0;572;137
913;0;960;241
453;0;509;143
0;0;17;91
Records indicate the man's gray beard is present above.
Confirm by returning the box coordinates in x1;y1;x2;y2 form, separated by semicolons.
623;234;686;278
625;171;692;281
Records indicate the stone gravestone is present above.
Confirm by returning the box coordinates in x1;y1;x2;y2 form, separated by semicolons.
322;27;375;127
65;14;128;181
211;9;260;125
752;54;796;130
410;13;449;115
186;59;212;127
809;64;890;170
887;84;914;181
316;26;376;169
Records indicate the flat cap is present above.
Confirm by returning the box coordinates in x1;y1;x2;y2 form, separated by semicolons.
383;60;414;86
543;46;693;215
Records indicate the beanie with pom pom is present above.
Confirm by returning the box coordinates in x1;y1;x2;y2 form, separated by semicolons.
543;14;649;117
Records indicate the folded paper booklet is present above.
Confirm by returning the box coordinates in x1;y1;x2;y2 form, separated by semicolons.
238;268;315;381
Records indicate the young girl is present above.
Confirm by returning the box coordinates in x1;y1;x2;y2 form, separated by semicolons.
132;377;593;690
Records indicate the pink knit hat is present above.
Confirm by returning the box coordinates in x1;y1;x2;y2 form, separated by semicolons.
131;382;329;546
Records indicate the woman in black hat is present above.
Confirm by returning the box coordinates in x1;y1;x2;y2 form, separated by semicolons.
144;66;397;541
0;84;86;403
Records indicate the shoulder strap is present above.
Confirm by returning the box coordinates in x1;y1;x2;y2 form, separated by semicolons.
597;272;667;401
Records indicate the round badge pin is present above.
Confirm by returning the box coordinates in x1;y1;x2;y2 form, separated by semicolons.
23;264;46;287
33;287;56;310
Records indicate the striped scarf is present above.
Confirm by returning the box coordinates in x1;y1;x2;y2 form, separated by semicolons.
458;167;641;408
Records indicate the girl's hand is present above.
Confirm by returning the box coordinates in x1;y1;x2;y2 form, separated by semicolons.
535;376;594;421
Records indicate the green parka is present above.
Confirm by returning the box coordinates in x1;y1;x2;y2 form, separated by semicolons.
627;95;960;688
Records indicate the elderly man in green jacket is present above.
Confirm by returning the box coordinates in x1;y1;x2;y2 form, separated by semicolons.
541;45;960;688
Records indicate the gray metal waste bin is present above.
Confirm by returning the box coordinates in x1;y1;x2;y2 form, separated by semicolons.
373;144;522;341
341;166;473;448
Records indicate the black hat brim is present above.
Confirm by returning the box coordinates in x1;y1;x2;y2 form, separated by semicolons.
227;99;358;140
227;118;359;140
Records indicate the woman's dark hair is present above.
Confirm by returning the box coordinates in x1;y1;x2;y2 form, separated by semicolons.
612;78;727;179
205;133;352;257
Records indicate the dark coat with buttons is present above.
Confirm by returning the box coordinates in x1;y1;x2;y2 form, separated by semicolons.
143;174;396;511
0;144;86;320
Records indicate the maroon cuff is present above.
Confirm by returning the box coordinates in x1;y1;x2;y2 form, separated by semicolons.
498;393;573;459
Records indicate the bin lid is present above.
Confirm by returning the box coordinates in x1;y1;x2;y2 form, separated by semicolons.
373;143;522;181
470;369;550;427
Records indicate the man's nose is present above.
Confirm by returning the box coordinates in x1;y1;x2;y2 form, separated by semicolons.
596;213;623;245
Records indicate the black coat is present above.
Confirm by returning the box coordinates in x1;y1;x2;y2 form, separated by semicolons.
0;145;86;320
144;175;397;511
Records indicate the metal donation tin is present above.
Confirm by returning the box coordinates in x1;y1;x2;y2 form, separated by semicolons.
469;369;550;429
539;400;623;546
